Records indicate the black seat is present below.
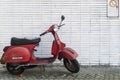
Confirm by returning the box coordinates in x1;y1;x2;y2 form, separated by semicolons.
11;37;41;46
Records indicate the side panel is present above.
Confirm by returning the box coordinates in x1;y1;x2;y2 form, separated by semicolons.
3;46;10;52
58;47;78;60
3;47;31;63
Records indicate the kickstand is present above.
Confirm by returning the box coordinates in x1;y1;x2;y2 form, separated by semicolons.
39;65;45;72
19;74;23;78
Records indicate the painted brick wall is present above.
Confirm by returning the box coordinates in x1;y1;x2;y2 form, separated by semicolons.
0;0;120;65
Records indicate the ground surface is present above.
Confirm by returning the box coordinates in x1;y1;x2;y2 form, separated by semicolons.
0;64;120;80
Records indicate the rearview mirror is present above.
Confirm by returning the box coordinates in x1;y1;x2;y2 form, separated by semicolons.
61;15;65;21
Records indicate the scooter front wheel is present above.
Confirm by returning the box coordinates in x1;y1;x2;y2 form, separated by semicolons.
63;59;80;73
6;63;25;75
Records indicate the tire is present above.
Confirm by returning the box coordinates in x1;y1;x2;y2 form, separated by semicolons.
63;59;80;73
6;63;25;75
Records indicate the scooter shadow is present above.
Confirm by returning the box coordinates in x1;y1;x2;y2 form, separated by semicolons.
24;67;70;77
23;66;74;79
0;66;79;79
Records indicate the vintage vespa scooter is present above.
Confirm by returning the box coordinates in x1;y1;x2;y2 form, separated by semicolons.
1;15;80;75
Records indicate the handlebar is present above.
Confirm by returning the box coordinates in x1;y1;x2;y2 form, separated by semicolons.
40;32;47;36
40;15;65;37
40;24;65;36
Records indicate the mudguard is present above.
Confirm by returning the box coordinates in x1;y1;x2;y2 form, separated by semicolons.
2;47;30;63
58;47;78;60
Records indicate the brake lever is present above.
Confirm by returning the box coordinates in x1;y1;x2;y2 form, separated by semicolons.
58;24;65;27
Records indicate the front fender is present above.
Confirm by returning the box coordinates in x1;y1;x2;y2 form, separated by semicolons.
58;47;78;60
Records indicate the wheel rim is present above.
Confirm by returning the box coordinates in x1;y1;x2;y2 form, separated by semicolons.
7;64;23;74
8;64;20;72
66;59;76;71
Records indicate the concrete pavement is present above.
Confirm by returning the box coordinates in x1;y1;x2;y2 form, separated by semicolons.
0;64;120;80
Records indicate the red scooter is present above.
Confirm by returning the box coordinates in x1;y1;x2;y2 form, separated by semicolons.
1;15;79;75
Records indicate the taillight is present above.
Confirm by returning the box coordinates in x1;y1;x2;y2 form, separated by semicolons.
1;56;6;64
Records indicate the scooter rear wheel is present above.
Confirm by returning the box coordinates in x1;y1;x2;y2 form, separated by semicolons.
63;59;80;73
6;63;25;75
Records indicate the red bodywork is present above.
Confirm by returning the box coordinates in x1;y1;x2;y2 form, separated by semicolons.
2;44;37;63
58;47;78;60
1;25;78;64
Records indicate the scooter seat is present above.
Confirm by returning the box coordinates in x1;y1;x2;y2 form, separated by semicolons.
11;37;41;46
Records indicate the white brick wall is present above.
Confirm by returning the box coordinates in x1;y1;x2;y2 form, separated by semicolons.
0;0;120;65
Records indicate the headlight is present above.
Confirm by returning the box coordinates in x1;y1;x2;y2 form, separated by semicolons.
54;24;59;32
